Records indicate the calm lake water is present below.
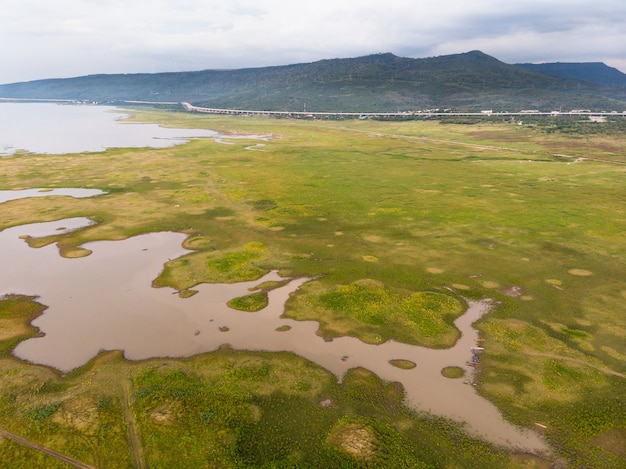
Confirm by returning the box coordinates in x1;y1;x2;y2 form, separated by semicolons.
0;102;219;155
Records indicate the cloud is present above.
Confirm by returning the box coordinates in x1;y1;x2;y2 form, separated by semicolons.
1;0;625;83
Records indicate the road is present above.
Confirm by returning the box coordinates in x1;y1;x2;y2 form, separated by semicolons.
121;379;146;469
0;427;96;469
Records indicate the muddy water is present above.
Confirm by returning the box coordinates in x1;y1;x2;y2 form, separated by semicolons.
1;218;548;452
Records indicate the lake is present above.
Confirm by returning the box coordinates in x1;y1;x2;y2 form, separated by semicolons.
0;102;220;155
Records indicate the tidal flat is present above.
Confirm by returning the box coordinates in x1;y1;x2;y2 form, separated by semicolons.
0;110;625;468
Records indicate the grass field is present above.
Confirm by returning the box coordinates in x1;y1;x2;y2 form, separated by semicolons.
0;111;625;467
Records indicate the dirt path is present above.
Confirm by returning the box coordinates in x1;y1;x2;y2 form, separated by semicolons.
121;379;146;469
0;427;96;468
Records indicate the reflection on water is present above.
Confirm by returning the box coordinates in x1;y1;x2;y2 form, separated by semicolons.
1;218;547;452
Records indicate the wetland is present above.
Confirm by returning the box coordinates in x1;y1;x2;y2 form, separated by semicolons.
0;106;624;468
1;215;544;450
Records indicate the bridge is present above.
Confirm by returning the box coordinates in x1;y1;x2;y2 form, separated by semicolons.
179;102;626;119
2;97;622;119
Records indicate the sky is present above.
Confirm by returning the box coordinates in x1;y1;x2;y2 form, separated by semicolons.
1;0;625;84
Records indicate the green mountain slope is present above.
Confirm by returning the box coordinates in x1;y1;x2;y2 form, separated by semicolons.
1;51;625;112
516;62;626;88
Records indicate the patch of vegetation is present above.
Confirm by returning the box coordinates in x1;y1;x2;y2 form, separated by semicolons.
389;359;417;370
0;295;46;357
177;289;198;298
227;291;269;311
155;242;269;288
27;403;60;421
319;280;393;326
132;366;253;467
441;366;465;379
314;280;464;347
403;291;464;338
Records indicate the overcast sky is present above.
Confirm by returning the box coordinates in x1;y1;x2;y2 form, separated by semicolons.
1;0;625;84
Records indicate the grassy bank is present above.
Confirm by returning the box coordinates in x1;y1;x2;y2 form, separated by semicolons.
1;111;625;467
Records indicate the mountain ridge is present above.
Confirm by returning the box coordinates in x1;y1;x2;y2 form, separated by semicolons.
1;51;625;112
515;61;626;88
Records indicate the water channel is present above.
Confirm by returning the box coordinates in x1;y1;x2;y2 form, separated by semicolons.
0;191;548;452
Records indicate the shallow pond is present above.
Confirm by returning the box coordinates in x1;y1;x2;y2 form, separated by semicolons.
0;188;106;203
0;215;548;452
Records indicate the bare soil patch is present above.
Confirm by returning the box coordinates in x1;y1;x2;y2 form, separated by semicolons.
593;428;626;457
0;319;28;340
326;421;377;462
567;269;593;276
510;452;553;468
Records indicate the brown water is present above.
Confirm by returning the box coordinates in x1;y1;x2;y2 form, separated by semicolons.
1;217;548;452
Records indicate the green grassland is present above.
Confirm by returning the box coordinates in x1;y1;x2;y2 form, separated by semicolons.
1;111;625;467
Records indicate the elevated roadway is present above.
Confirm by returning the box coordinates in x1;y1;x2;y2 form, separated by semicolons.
180;102;625;119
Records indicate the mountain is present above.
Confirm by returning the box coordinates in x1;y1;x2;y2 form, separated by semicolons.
516;62;626;88
1;51;625;112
